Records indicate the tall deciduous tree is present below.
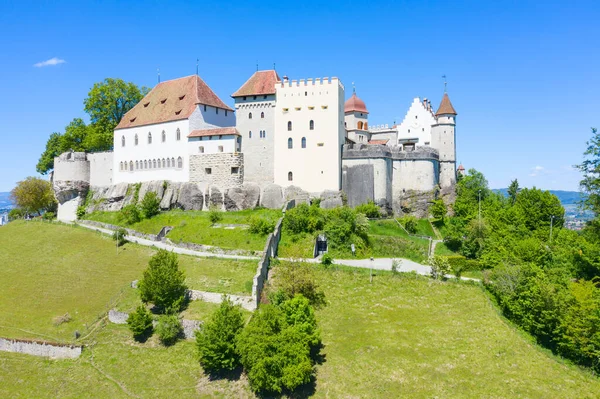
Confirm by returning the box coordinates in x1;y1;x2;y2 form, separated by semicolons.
508;179;520;205
36;132;64;174
576;128;600;215
10;177;56;216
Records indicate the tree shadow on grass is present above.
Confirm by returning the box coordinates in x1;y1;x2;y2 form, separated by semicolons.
205;366;244;382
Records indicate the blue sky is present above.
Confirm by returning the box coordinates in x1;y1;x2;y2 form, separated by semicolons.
0;0;598;192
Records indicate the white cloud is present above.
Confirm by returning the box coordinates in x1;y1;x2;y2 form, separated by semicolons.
529;165;545;177
33;57;66;67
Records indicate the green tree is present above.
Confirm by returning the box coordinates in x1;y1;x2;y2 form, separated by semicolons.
138;250;187;313
10;177;57;216
196;297;245;373
127;305;153;342
453;169;489;219
430;199;447;221
140;191;160;219
576;127;600;216
36;132;64;175
156;314;183;346
270;260;326;308
508;179;520;205
514;188;565;232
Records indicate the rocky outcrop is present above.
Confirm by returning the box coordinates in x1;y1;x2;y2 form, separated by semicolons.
394;189;437;218
224;183;260;211
53;180;89;204
261;184;284;209
176;183;204;210
284;185;310;205
320;190;344;209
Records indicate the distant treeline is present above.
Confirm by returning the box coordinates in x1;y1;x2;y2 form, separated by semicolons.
494;188;584;205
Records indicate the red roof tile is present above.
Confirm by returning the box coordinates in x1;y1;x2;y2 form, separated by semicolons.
116;75;233;130
188;127;239;138
368;139;389;145
232;70;280;98
344;93;369;114
435;93;457;116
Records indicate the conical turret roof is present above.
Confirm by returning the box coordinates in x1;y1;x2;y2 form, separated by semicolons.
435;93;457;116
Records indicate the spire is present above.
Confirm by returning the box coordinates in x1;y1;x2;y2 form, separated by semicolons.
352;81;356;94
435;93;457;116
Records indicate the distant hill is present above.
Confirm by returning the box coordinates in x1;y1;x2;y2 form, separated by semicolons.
494;189;584;205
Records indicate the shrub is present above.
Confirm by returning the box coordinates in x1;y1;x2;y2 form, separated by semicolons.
403;216;418;234
112;228;128;247
127;305;153;342
8;208;25;220
271;260;326;308
248;216;275;235
196;297;245;373
156;314;182;346
119;203;141;225
138;250;188;313
76;205;86;219
208;208;223;225
391;259;400;274
355;201;381;218
236;303;314;393
321;253;333;267
140;191;160;219
431;199;447;221
429;255;451;280
43;211;55;220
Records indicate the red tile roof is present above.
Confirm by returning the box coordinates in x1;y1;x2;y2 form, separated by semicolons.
116;75;233;130
368;139;389;145
188;127;239;138
457;164;465;171
435;93;457;116
344;93;369;114
232;70;280;98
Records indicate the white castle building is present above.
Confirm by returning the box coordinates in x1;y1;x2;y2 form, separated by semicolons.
53;69;458;220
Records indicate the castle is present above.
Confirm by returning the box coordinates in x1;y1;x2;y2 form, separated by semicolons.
53;70;458;221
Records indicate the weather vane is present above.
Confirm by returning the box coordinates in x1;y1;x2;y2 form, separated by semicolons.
442;75;447;92
352;81;355;94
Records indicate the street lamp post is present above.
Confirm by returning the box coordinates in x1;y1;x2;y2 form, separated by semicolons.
550;215;555;243
478;190;482;225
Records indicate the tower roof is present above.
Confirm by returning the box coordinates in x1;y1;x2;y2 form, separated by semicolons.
457;164;465;171
344;93;369;114
435;93;457;116
232;70;280;98
116;75;232;130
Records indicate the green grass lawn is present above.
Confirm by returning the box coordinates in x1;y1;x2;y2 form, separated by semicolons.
0;221;256;342
84;208;281;252
434;241;457;256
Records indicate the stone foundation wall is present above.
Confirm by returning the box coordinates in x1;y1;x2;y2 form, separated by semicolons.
0;337;82;359
189;153;244;189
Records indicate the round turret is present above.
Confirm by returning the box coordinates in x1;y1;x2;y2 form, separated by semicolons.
344;93;368;114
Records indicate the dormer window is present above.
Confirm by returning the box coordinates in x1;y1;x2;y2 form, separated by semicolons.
179;95;185;100
160;98;167;104
175;109;182;115
143;102;149;107
130;117;137;123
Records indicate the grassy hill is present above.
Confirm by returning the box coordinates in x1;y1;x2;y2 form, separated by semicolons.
1;221;600;397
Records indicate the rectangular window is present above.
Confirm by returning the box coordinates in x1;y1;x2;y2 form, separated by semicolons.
205;168;212;175
204;105;207;112
225;110;228;116
218;145;224;152
216;108;219;114
231;167;239;174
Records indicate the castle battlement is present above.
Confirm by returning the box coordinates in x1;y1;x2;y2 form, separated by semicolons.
279;77;343;89
342;144;439;161
369;124;396;132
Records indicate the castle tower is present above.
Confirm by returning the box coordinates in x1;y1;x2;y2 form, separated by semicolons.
431;92;457;189
232;70;280;186
344;90;369;143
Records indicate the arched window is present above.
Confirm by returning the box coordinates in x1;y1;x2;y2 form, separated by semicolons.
261;112;264;119
301;137;306;148
358;121;363;130
135;161;139;169
129;161;133;171
249;131;252;138
249;112;252;119
162;130;166;142
364;122;368;129
199;146;204;153
176;128;181;141
288;171;293;181
144;160;148;169
135;134;138;145
287;121;292;131
309;120;314;130
120;161;123;171
121;136;125;147
153;159;157;168
218;145;223;152
162;158;166;168
167;158;170;167
148;132;152;144
177;157;183;168
172;157;175;168
288;137;293;149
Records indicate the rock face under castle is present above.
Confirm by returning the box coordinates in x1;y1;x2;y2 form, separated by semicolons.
53;70;459;221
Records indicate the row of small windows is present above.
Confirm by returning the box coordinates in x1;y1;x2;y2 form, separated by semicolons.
122;128;181;147
119;157;183;171
287;120;314;131
202;104;228;116
248;112;265;119
287;137;307;149
249;130;267;138
198;146;224;153
242;95;269;101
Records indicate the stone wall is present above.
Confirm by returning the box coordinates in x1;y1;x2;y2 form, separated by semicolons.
0;337;82;359
88;151;114;187
189;153;244;189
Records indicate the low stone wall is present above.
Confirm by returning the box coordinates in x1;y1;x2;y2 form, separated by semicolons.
187;290;254;312
0;337;82;359
107;309;201;340
108;309;129;324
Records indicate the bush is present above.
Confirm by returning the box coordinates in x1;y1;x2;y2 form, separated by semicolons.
208;208;223;225
430;199;447;221
43;211;55;220
127;305;153;342
355;201;381;218
119;204;141;225
76;205;86;219
403;216;418;234
196;297;245;373
391;259;400;274
156;314;182;346
140;191;160;219
271;260;326;308
8;208;25;220
236;303;315;393
429;255;451;280
112;228;128;247
248;216;275;235
138;250;188;313
321;253;333;267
